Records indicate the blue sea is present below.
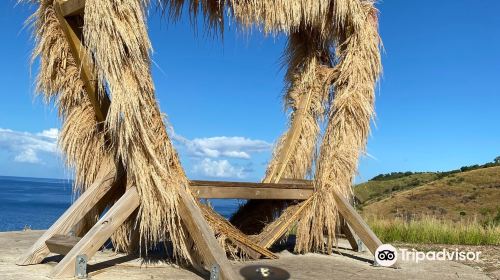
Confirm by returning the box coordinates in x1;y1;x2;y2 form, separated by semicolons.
0;176;240;232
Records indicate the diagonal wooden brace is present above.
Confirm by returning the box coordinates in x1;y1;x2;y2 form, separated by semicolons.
49;186;140;278
16;165;118;266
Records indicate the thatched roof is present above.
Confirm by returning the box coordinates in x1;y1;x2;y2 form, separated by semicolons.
28;0;381;260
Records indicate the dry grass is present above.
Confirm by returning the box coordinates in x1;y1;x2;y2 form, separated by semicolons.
295;2;381;254
360;166;500;223
83;0;191;260
366;215;500;246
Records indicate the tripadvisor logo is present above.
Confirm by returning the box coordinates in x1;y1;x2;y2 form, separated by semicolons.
374;244;482;266
375;244;398;267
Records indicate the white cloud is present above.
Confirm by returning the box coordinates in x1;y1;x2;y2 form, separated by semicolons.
193;158;246;178
169;128;272;160
37;128;59;139
0;128;59;164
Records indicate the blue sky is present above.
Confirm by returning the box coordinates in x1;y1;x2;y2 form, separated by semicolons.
1;1;499;182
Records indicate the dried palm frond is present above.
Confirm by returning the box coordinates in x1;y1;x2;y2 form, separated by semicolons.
231;26;337;235
231;0;381;254
28;0;114;236
83;0;191;260
160;0;225;34
200;204;277;260
295;1;381;254
30;1;109;191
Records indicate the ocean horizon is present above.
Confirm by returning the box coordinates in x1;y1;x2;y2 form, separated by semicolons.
0;175;240;232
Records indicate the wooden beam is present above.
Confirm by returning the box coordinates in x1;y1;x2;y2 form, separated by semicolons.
178;186;238;280
189;180;313;200
59;0;85;17
50;187;140;278
53;1;109;122
331;191;382;255
264;90;314;183
261;200;310;249
45;235;81;255
340;219;360;252
16;165;117;266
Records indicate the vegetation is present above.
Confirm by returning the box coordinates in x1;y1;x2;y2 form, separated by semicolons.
355;158;500;250
366;215;500;245
354;173;439;204
368;157;500;182
354;157;500;206
359;165;500;223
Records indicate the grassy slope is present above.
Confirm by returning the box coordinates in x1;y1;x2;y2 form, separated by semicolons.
354;173;439;204
359;166;500;223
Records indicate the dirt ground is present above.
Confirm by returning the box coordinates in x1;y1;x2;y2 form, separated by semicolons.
0;230;497;280
397;243;500;280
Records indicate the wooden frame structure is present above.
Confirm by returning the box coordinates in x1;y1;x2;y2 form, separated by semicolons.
17;0;384;279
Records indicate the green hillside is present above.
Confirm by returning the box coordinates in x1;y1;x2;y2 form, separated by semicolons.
354;159;500;206
358;166;500;224
354;172;439;204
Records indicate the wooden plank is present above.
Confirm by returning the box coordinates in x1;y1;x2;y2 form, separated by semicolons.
264;90;314;183
331;191;382;255
59;0;85;17
45;235;81;255
340;219;360;252
191;180;313;189
16;166;117;266
178;186;238;280
278;178;311;185
53;1;109;122
189;180;313;200
260;199;311;249
50;187;140;278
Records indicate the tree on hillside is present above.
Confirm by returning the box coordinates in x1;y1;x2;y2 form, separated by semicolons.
494;156;500;164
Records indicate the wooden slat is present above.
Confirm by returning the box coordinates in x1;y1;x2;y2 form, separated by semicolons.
278;178;311;185
261;199;311;249
264;90;314;184
191;180;313;189
331;191;382;255
59;0;85;17
45;234;81;255
178;186;238;280
340;219;360;252
190;180;313;200
53;1;109;122
16;166;117;265
50;187;140;278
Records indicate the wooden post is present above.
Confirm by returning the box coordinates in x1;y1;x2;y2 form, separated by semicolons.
264;91;314;184
49;187;140;278
53;0;109;122
331;191;382;255
340;218;360;252
178;186;238;280
16;165;117;266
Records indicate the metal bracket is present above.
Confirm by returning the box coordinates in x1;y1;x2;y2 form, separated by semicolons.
210;264;220;280
75;254;88;279
356;238;364;252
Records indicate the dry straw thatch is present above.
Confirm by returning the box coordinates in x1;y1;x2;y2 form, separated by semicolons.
27;0;381;260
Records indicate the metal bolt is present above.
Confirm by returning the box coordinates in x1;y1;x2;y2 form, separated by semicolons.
75;254;88;279
356;238;364;252
210;264;220;280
